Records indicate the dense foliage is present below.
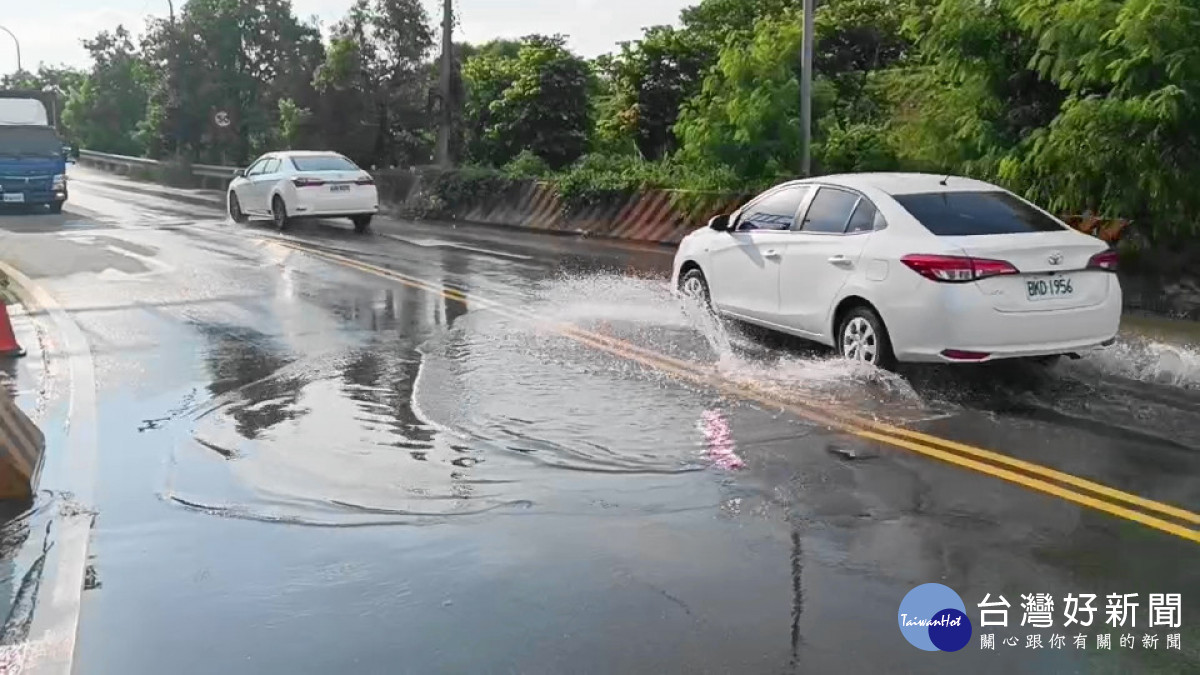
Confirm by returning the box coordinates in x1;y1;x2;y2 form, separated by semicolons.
16;0;1200;238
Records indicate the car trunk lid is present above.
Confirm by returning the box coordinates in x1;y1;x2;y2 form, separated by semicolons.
942;231;1113;312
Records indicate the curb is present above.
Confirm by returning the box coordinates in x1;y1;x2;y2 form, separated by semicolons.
0;262;97;675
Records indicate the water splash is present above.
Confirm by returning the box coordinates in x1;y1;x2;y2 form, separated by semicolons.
1069;336;1200;389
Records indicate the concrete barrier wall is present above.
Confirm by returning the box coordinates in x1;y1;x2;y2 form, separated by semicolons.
431;180;752;244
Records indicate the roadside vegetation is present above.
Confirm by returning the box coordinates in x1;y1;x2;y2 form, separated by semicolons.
5;0;1200;243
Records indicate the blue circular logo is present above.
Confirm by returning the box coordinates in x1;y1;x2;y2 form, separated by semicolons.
898;583;972;652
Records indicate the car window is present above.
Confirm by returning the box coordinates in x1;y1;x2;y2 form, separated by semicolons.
736;186;810;231
292;155;360;172
893;191;1068;236
798;187;859;233
245;159;267;176
261;158;281;174
846;198;878;234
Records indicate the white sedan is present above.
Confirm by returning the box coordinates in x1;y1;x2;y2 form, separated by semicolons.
227;151;379;232
672;173;1122;368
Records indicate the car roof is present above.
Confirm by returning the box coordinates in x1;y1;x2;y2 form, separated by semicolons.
790;172;1004;196
275;150;348;158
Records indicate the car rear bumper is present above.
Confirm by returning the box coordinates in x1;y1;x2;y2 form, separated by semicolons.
291;186;378;217
885;275;1123;363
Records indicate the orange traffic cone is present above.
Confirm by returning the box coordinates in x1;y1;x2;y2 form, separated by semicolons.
0;302;25;358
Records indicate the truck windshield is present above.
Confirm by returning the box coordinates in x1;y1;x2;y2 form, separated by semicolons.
0;126;63;158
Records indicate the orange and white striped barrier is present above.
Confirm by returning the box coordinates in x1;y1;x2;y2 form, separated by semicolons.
0;389;44;499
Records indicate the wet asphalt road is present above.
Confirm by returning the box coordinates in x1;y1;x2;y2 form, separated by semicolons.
0;167;1198;673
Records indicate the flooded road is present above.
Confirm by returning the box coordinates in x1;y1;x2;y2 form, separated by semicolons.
0;168;1198;673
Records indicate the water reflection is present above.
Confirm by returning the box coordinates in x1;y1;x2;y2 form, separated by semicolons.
197;324;307;441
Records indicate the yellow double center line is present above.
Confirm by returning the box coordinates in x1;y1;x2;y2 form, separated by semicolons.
269;237;1200;544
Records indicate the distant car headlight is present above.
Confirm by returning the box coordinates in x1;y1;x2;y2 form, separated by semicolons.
52;174;66;189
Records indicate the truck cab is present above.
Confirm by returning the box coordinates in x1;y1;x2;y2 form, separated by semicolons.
0;94;70;213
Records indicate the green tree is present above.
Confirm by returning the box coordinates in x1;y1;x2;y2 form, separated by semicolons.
999;0;1200;239
674;14;811;181
598;26;709;160
679;0;801;48
62;27;149;156
463;35;592;169
138;0;324;163
888;0;1063;175
312;0;436;168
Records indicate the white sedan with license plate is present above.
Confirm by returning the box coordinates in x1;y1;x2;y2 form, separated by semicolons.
672;172;1122;369
226;151;379;232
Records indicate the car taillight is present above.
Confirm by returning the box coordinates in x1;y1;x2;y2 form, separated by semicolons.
355;175;374;186
292;176;326;187
900;254;1019;282
1086;250;1119;272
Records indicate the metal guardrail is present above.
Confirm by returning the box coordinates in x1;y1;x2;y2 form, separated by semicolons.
77;149;240;178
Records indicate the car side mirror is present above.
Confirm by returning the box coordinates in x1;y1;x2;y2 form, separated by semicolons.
233;169;246;178
708;213;731;232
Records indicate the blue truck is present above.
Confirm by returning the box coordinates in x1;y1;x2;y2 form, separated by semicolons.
0;91;71;213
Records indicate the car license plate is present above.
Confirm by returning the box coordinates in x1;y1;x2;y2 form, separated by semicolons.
1026;276;1073;301
2;193;24;203
330;184;350;192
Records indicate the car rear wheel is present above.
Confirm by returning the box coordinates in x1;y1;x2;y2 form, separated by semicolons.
837;306;896;370
678;268;712;309
351;214;372;233
228;192;247;224
272;196;289;231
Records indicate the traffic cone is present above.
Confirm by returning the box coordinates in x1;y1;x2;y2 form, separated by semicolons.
0;302;25;358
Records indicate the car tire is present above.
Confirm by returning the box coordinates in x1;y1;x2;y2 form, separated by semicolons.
837;305;896;370
47;202;63;215
272;195;289;231
678;267;712;309
228;192;247;224
351;214;372;233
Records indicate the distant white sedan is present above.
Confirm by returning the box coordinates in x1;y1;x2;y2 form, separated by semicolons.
672;173;1122;368
227;151;378;232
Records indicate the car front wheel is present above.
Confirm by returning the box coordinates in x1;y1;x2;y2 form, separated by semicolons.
837;306;896;370
228;192;247;224
272;195;290;231
678;267;712;309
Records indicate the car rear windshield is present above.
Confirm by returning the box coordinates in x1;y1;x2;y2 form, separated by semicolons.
290;155;359;172
893;191;1067;236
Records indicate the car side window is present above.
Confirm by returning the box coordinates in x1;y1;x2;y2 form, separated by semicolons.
736;186;810;232
846;198;878;234
261;159;281;174
245;159;267;176
797;187;860;234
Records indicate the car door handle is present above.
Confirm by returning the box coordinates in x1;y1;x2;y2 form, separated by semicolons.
828;255;853;267
763;249;781;259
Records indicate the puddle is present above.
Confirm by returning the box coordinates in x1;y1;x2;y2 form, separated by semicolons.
162;272;1200;526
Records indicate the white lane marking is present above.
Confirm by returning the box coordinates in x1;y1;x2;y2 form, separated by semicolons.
0;262;98;675
379;233;533;260
103;245;175;275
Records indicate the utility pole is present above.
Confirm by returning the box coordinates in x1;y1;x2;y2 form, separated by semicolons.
800;0;814;176
0;25;20;74
166;0;184;163
435;0;453;167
